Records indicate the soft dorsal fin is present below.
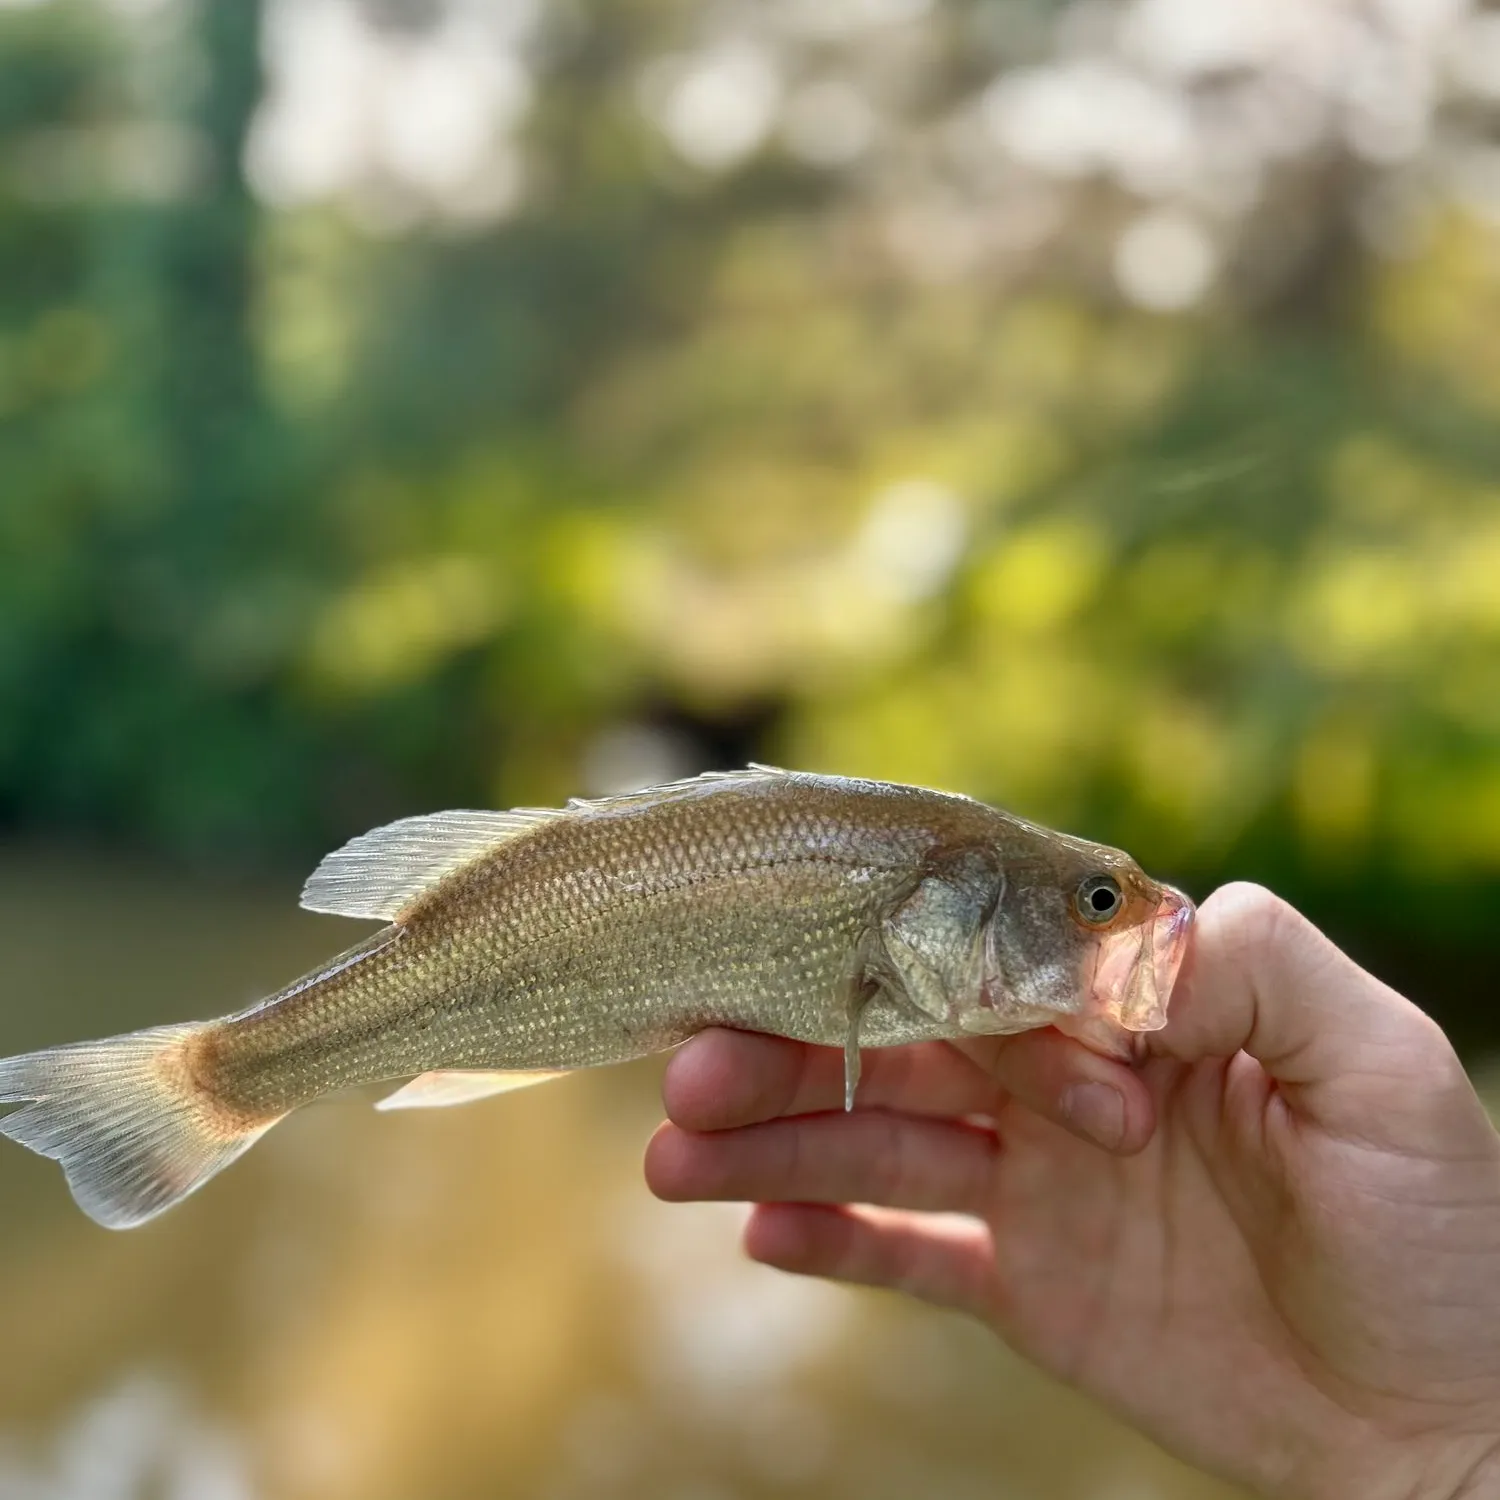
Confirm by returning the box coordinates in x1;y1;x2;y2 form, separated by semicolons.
301;766;799;921
375;1068;568;1111
300;809;560;920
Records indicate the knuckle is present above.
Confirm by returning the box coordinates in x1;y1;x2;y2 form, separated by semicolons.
888;1239;929;1297
962;1128;1001;1214
1401;1005;1466;1082
1205;881;1301;955
779;1121;808;1194
985;1033;1039;1095
871;1114;909;1202
890;1045;923;1103
785;1043;818;1116
652;1133;707;1200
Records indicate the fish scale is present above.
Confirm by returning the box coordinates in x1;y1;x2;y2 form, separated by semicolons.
0;767;1194;1228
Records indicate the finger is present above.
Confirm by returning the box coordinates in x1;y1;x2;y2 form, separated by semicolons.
644;1110;1001;1216
1152;883;1481;1140
744;1202;998;1320
662;1029;1003;1131
663;1027;1153;1156
957;1028;1155;1155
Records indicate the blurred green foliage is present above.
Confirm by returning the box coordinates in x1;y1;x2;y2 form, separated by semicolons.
0;0;1497;1012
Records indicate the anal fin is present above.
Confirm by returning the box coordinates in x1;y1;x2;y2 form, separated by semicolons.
375;1069;568;1112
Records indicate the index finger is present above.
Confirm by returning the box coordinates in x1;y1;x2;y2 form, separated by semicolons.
661;1030;1002;1131
662;1026;1156;1154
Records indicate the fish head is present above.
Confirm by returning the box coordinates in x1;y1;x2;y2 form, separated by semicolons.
956;832;1194;1054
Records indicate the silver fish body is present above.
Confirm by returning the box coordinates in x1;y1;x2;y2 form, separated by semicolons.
0;768;1194;1228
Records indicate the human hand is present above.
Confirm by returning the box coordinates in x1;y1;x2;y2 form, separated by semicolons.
645;884;1500;1500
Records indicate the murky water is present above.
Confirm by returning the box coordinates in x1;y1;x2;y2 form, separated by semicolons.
0;845;1251;1500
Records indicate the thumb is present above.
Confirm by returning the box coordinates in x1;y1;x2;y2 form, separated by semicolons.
1154;883;1487;1144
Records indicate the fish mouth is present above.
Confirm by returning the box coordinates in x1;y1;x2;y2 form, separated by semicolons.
1090;885;1195;1033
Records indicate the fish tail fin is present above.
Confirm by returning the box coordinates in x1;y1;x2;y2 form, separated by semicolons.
0;1023;281;1230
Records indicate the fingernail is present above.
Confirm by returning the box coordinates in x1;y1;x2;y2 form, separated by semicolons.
1061;1082;1125;1150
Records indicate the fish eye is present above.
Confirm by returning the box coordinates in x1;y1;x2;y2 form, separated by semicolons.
1075;874;1123;925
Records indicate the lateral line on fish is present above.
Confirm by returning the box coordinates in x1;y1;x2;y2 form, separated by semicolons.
410;854;916;974
229;925;405;1020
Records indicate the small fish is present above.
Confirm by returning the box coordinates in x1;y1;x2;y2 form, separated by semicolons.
0;767;1194;1229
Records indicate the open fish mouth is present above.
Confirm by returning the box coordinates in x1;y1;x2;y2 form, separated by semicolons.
1090;885;1195;1032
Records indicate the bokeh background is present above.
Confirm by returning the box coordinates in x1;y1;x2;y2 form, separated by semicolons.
1;0;1498;1495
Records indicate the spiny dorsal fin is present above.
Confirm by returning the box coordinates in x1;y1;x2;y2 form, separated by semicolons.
300;809;560;920
301;766;798;921
558;763;793;817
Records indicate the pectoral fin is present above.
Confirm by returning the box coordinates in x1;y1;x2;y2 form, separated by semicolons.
843;981;877;1112
375;1069;568;1112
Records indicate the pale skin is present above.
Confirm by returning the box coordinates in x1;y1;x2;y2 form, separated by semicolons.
644;883;1500;1500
